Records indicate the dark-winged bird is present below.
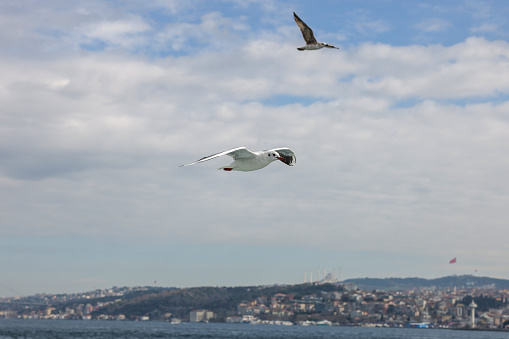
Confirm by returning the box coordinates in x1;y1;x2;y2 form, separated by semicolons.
294;12;338;51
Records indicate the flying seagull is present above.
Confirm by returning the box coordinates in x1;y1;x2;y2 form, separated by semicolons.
180;147;296;172
293;12;338;51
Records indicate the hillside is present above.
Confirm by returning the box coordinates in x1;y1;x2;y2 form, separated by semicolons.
92;283;344;320
7;275;509;325
90;276;509;320
342;275;509;291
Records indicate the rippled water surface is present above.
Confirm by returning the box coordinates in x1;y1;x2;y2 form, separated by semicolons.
0;320;508;339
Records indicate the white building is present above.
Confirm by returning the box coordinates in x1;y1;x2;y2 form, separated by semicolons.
190;309;214;323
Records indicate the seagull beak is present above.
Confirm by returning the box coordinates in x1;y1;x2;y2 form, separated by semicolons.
277;157;284;161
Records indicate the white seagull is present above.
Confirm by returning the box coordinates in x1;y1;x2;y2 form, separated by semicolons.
293;12;338;51
180;147;296;172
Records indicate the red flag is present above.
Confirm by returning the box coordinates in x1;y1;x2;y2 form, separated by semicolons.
449;257;457;264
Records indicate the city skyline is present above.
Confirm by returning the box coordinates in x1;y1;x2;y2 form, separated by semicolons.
2;275;509;330
1;0;509;297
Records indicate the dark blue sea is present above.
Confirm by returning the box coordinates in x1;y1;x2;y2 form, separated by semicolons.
0;320;507;339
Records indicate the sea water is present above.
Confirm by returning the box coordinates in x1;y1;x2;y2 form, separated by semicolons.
0;319;507;339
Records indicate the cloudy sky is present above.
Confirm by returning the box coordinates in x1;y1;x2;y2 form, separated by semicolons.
1;0;509;297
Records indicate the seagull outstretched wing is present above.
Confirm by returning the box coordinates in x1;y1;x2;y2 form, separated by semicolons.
180;147;256;167
293;12;317;44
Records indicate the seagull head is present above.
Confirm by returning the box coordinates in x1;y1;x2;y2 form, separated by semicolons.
267;151;284;162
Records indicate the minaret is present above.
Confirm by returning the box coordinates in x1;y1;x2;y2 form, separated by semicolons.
469;299;478;328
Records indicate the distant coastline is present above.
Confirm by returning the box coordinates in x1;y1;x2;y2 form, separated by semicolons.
1;275;509;331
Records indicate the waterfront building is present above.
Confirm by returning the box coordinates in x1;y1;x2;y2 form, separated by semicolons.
190;309;214;323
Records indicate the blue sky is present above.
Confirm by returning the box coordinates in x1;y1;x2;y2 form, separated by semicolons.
1;0;509;297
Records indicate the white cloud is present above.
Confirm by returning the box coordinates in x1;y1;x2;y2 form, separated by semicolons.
349;37;509;100
155;11;250;51
471;23;499;34
2;1;509;291
79;16;151;48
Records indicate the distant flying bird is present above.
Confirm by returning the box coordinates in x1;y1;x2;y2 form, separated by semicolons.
293;12;339;51
180;147;296;172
